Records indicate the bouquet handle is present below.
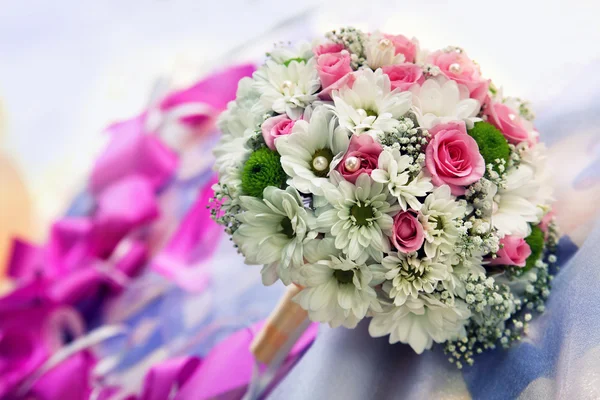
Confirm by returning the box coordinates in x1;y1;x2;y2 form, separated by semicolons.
250;284;309;365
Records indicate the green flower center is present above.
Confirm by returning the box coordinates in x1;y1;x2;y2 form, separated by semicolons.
280;217;295;239
435;217;445;231
399;263;426;282
283;57;306;67
334;269;355;284
241;148;287;198
365;109;378;117
310;148;334;178
350;203;375;226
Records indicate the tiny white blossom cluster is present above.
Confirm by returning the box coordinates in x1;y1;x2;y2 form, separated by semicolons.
211;27;558;362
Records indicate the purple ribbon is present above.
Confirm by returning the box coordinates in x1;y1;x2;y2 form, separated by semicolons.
151;175;222;292
1;63;258;399
159;64;255;128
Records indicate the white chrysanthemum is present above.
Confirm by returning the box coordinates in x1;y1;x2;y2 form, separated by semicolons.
410;76;481;129
276;107;350;196
215;77;262;175
316;173;399;263
418;185;467;258
371;148;433;210
369;296;471;354
293;238;382;328
233;186;316;285
253;59;320;119
364;34;405;69
382;252;450;306
444;251;486;298
267;40;314;64
492;146;552;237
332;69;412;137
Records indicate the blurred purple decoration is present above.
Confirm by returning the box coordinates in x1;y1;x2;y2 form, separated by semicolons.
160;64;256;128
90;115;179;195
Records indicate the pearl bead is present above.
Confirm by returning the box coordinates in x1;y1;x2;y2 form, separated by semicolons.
449;63;461;73
312;156;329;171
379;38;392;48
345;156;360;172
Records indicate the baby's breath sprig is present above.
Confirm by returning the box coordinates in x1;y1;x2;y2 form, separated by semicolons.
325;27;367;69
444;274;519;368
209;181;242;236
378;115;429;177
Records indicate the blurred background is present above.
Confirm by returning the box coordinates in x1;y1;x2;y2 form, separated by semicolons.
0;1;600;397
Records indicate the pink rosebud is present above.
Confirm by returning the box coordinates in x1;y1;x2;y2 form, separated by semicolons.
539;209;555;236
316;51;353;90
337;135;382;183
318;72;356;101
490;235;532;267
382;63;424;91
428;50;489;103
391;211;425;253
425;121;485;196
486;102;532;145
261;115;295;150
383;34;418;63
313;42;344;56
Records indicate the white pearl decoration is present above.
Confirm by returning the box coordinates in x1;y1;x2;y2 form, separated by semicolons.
344;156;360;172
312;156;329;172
449;63;461;73
378;38;392;48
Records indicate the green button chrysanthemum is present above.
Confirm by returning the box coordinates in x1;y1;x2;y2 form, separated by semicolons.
468;121;510;174
524;225;545;271
241;148;287;198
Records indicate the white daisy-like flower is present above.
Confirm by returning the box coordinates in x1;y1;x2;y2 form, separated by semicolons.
371;148;433;210
276;106;350;196
233;186;316;285
368;296;471;354
492;147;552;237
316;173;399;263
364;33;405;69
293;238;382;328
214;78;262;175
410;76;481;129
253;59;320;119
418;185;467;258
443;251;486;298
381;252;450;306
267;40;314;64
331;68;412;137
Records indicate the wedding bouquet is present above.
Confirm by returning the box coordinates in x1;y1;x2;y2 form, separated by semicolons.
211;27;559;367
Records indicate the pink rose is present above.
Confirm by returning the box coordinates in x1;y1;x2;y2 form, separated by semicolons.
261;115;295;150
337;135;382;183
392;211;425;253
425;121;485;196
490;235;532;267
382;64;424;91
318;72;356;101
428;50;489;103
314;42;344;56
316;50;353;90
539;209;555;236
383;34;418;63
486;102;531;145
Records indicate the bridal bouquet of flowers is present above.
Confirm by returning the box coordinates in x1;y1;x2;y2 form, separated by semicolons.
211;27;559;367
